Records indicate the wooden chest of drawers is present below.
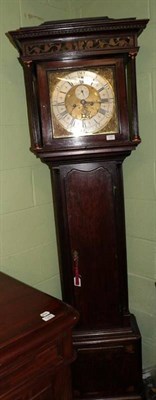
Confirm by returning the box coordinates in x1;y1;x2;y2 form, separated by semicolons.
0;273;79;400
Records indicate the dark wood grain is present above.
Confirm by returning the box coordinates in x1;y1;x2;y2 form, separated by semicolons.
0;273;79;400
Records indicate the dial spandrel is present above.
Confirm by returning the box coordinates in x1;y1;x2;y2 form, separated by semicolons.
48;67;119;138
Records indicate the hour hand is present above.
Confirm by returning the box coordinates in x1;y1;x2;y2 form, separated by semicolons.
81;99;109;105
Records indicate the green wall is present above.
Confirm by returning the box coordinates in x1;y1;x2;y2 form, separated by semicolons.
0;0;155;368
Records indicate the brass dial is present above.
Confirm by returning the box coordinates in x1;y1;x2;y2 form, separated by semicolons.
49;68;118;138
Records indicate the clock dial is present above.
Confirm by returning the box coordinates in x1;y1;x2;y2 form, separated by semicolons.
48;67;119;138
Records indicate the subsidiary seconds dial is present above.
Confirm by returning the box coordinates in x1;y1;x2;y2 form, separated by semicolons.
50;69;117;137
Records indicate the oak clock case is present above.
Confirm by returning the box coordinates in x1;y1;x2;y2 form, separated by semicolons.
7;17;149;400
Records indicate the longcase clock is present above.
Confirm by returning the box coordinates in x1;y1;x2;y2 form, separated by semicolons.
8;17;149;400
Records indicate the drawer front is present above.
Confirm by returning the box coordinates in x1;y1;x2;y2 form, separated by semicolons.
1;365;72;400
0;342;62;397
1;382;53;400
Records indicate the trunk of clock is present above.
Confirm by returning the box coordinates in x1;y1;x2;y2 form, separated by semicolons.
47;155;143;400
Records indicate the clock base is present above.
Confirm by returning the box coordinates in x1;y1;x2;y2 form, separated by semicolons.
72;314;143;400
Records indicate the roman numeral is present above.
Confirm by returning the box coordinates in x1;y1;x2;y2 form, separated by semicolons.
53;101;65;107
98;87;104;93
82;120;87;130
100;99;109;103
93;118;99;126
98;83;110;92
99;108;106;115
58;110;67;119
68;118;76;128
100;98;114;103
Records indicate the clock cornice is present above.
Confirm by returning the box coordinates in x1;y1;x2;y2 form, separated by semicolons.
8;16;149;42
7;17;149;63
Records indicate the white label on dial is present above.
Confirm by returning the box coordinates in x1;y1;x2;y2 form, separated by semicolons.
106;134;115;141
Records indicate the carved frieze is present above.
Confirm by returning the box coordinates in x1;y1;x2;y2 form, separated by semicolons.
24;36;134;56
